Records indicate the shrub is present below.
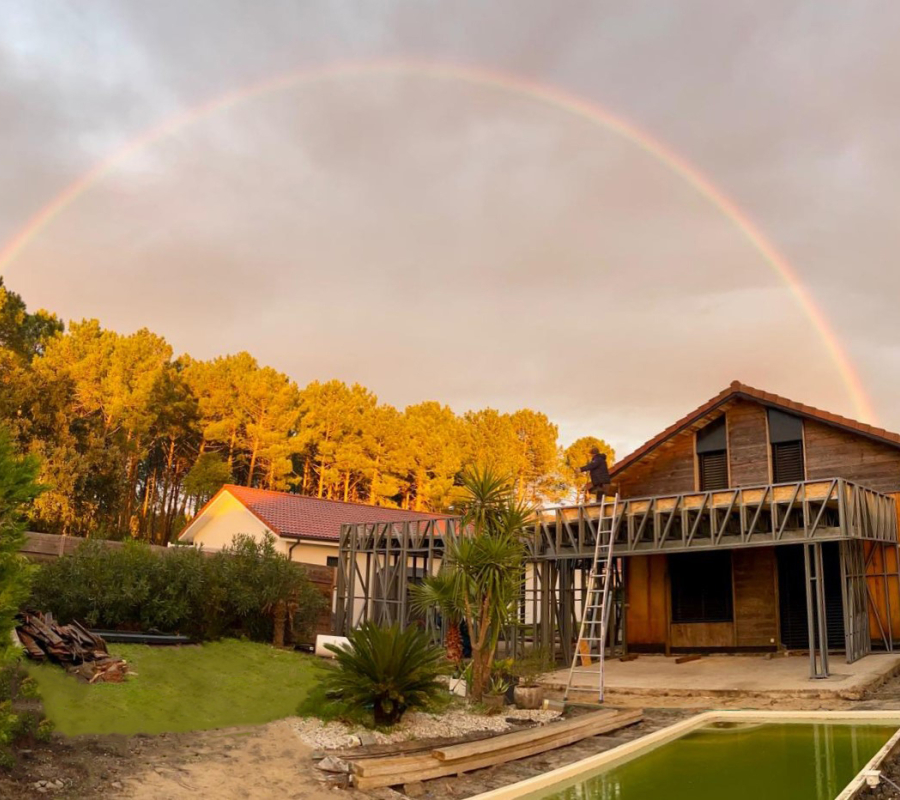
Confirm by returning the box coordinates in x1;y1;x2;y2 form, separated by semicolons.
28;533;324;642
0;657;51;770
323;622;449;727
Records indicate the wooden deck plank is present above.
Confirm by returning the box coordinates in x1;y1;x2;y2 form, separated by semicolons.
351;710;643;789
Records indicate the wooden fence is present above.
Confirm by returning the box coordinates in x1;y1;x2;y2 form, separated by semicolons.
20;532;336;637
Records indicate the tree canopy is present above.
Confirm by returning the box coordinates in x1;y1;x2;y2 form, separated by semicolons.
0;281;614;542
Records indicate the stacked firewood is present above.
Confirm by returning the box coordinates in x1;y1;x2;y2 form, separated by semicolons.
15;612;131;683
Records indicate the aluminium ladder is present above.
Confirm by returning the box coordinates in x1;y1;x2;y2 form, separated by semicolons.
563;493;621;705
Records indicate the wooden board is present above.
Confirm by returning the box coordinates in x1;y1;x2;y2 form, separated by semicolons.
351;710;643;789
578;639;592;667
432;710;619;762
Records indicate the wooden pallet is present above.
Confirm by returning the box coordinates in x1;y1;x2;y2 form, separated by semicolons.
350;708;643;789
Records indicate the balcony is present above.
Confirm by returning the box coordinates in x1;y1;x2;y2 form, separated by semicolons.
528;478;898;559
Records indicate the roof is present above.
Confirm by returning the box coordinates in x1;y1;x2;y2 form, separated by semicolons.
611;380;900;477
180;484;451;543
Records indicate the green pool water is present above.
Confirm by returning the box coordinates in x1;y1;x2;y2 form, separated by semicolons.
530;722;897;800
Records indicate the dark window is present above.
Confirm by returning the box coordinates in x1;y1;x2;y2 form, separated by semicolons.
670;551;734;623
699;451;729;491
772;441;805;483
768;409;805;482
696;417;729;491
326;556;339;568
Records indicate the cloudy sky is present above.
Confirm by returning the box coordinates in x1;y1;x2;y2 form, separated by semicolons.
2;1;899;455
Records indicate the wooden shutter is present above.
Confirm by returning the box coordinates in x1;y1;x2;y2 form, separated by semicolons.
699;451;729;491
772;441;804;483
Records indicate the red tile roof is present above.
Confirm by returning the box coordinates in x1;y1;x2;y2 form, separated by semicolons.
611;380;900;477
199;485;451;542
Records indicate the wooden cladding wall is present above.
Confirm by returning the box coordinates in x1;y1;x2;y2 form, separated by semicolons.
865;538;900;643
624;548;779;651
732;547;779;647
624;554;667;647
616;434;696;498
804;420;900;494
617;398;900;499
726;401;771;486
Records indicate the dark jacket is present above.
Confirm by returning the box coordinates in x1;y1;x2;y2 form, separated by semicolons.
580;453;610;486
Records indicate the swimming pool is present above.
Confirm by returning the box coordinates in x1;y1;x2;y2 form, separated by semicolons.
469;712;900;800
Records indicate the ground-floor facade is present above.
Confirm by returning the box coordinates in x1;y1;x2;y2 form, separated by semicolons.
624;541;900;656
335;478;900;677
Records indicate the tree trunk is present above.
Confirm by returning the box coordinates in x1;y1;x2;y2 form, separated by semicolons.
317;457;326;498
445;623;463;664
247;438;259;487
369;459;379;505
272;600;286;648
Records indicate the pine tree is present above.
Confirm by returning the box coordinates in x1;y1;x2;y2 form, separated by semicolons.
0;426;43;657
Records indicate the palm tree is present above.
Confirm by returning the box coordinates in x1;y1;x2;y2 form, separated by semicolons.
413;467;533;700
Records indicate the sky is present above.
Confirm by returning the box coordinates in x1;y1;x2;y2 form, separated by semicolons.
2;1;899;457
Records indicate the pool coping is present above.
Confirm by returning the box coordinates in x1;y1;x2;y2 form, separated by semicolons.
466;710;900;800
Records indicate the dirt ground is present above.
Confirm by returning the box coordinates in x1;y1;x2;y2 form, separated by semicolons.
8;672;900;800
0;720;341;800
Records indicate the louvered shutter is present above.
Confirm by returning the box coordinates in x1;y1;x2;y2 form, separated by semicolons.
699;451;729;491
772;441;804;483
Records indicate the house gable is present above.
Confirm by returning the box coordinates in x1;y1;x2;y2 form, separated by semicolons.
613;383;900;497
178;490;283;552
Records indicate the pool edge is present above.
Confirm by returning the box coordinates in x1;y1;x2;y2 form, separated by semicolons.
465;710;900;800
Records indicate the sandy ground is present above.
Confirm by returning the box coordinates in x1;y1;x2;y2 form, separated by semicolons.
8;669;900;799
121;720;337;800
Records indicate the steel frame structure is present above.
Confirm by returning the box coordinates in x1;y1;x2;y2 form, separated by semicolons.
334;479;900;674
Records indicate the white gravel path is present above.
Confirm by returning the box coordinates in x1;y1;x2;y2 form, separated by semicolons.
294;708;560;750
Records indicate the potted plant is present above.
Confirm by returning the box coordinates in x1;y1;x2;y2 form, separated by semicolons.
512;649;552;710
482;675;510;710
449;661;471;697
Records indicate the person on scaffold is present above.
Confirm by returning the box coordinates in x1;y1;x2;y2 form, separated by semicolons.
579;446;615;502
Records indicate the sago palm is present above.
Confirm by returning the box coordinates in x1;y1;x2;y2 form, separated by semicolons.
324;622;449;727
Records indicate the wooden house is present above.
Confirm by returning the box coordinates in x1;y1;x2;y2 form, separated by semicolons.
607;381;900;668
335;382;900;676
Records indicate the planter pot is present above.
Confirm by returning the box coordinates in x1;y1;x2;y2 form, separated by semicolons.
482;693;506;710
513;685;545;710
448;678;468;697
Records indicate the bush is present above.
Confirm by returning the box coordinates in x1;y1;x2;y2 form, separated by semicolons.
0;656;51;769
28;533;324;642
323;622;449;727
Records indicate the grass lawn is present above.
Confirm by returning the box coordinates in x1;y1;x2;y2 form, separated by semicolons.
27;639;321;736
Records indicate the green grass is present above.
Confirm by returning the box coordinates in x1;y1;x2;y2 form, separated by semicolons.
27;639;321;736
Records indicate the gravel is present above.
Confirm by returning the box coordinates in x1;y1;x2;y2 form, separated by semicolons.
294;708;561;750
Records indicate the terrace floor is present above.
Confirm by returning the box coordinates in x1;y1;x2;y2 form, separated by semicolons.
541;652;900;702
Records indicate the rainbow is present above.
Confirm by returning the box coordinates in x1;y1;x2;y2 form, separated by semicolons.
0;59;875;423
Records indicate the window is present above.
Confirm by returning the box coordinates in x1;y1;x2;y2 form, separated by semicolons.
696;416;728;491
670;551;734;623
768;409;805;483
326;556;339;568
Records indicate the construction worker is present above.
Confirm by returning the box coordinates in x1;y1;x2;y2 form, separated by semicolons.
579;447;613;502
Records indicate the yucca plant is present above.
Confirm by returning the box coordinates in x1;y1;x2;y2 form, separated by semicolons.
324;622;449;727
413;467;533;701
